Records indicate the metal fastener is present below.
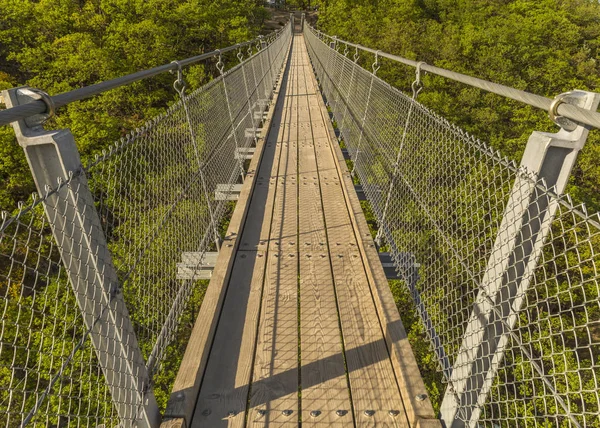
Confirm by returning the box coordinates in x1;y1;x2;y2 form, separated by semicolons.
389;410;400;417
364;410;375;417
416;393;428;401
310;410;321;417
227;411;236;418
282;409;293;416
336;410;347;417
257;409;267;416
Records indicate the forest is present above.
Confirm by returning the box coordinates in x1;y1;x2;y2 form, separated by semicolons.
0;0;271;213
311;0;600;212
1;0;600;425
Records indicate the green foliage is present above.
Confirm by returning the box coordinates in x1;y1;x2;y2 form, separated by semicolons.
0;0;268;213
315;0;600;212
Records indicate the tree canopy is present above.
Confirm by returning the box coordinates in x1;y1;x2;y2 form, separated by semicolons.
313;0;600;212
0;0;269;212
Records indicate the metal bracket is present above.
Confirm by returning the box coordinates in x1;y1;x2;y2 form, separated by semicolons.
215;183;243;201
354;184;366;200
378;252;418;279
253;110;268;121
245;128;263;139
235;147;256;160
176;252;219;280
548;90;590;132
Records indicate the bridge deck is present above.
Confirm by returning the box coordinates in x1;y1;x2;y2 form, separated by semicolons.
165;34;439;428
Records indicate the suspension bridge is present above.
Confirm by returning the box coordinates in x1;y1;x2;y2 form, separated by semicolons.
1;13;599;428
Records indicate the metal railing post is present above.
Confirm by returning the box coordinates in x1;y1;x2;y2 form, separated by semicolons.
3;87;160;428
440;90;600;427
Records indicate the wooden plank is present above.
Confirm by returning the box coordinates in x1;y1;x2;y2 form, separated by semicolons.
296;38;352;426
193;250;267;427
161;98;269;428
297;76;352;425
308;38;441;427
248;251;298;425
240;66;291;251
298;36;410;428
160;40;292;428
192;40;296;428
192;132;284;428
240;49;297;252
248;38;299;425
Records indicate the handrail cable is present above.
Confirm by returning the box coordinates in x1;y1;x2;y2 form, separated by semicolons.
308;24;600;129
0;28;285;126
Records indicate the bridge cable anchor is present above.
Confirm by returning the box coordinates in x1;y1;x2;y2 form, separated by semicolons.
549;91;579;131
16;87;56;126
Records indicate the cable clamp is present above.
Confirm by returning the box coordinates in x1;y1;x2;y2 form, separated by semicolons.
215;50;225;75
17;87;56;125
411;61;427;98
372;51;381;74
549;91;579;131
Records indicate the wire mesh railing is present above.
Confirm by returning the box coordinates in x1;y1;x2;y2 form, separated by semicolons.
0;22;291;427
0;186;121;427
304;23;600;428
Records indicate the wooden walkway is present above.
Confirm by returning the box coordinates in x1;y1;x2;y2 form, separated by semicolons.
163;34;440;428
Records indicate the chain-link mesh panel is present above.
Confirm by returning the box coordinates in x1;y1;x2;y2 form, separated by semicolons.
0;24;291;427
305;25;600;427
0;179;122;428
473;197;600;427
84;21;291;404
